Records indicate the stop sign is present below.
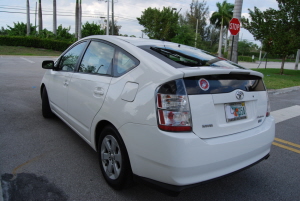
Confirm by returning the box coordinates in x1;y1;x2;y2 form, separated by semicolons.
229;18;240;36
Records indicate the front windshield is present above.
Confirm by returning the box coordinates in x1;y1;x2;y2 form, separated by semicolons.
150;45;245;69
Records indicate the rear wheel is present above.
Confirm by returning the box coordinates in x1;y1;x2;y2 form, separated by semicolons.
42;87;54;118
98;126;132;190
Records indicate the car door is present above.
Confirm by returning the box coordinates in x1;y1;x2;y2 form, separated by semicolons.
67;40;114;140
47;41;88;119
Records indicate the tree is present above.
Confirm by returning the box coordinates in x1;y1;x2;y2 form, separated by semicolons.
26;0;30;36
137;7;179;41
186;0;209;45
53;0;57;35
238;39;259;56
104;20;121;36
81;22;105;37
205;25;220;52
171;24;194;46
231;0;243;63
6;22;36;36
38;0;43;33
242;0;300;74
78;0;82;39
210;0;234;56
75;0;79;39
0;27;8;35
56;25;73;40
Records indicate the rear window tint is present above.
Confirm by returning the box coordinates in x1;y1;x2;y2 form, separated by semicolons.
139;45;245;69
184;74;266;95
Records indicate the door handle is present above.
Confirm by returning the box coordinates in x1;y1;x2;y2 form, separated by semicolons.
93;87;104;96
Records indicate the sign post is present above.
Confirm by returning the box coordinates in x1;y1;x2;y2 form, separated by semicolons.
229;18;241;61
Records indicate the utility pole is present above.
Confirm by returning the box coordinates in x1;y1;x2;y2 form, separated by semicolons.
99;0;109;35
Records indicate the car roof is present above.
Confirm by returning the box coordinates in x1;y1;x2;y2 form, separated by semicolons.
82;35;176;47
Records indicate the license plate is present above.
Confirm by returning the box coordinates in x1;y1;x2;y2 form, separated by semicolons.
224;102;247;122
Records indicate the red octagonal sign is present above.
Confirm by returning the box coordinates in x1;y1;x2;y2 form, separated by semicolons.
229;18;240;36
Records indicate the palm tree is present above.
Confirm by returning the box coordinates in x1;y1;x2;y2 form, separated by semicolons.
75;0;79;39
26;0;30;36
210;0;234;57
38;0;43;33
53;0;57;35
231;0;243;63
78;0;82;39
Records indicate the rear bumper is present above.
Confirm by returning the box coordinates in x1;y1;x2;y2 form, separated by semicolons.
119;116;275;187
133;153;270;194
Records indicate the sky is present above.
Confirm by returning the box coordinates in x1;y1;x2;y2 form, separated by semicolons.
0;0;278;45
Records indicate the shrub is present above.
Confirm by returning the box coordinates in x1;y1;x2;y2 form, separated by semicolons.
0;36;72;51
238;56;256;62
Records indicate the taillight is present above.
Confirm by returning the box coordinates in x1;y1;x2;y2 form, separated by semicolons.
266;92;271;117
156;79;192;132
263;81;271;117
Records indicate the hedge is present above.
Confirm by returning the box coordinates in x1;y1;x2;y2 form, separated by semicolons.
238;56;256;62
0;36;73;51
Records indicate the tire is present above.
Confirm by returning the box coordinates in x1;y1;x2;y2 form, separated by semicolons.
98;125;133;190
42;87;54;118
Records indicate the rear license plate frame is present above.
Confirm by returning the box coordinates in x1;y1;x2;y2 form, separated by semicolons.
224;102;247;122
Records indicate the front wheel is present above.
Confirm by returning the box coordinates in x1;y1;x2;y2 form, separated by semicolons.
98;126;132;190
42;87;54;118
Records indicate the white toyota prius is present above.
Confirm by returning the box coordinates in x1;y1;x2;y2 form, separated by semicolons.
41;36;275;195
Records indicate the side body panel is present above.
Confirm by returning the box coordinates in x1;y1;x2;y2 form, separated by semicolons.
67;73;112;140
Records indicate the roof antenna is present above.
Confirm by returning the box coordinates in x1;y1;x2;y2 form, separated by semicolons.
178;44;181;48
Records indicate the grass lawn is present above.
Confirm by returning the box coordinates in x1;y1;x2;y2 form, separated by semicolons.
252;68;300;89
0;45;62;56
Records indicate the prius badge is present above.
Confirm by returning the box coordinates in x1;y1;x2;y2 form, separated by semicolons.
235;90;244;100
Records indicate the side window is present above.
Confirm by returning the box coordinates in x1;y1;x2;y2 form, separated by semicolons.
114;50;139;77
58;42;87;72
79;41;115;75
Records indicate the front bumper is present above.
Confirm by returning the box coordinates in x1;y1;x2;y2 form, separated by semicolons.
119;116;275;187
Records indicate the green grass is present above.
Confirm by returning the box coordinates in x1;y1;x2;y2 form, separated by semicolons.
252;68;300;89
0;45;62;56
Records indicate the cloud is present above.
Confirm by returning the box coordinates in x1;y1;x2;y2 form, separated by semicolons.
0;0;278;43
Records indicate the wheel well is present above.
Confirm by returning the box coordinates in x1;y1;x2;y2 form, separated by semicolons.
40;84;45;99
95;120;114;151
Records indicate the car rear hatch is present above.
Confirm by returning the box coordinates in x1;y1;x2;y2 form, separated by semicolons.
179;68;268;139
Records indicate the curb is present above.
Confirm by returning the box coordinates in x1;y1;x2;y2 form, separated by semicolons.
268;86;300;95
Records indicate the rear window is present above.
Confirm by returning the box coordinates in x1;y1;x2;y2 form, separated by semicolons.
139;45;245;69
184;74;266;95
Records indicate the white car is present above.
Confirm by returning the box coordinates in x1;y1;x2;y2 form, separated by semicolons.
41;36;275;194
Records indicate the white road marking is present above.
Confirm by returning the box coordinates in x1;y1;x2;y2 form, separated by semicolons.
20;57;35;63
271;105;300;123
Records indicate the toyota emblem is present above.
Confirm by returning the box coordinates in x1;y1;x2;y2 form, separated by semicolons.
236;90;244;100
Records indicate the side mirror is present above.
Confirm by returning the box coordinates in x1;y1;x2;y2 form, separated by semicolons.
42;60;54;69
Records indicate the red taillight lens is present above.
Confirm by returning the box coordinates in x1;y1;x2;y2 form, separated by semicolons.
156;79;192;132
266;92;271;117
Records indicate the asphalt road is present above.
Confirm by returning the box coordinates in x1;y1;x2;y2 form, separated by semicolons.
1;56;300;201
